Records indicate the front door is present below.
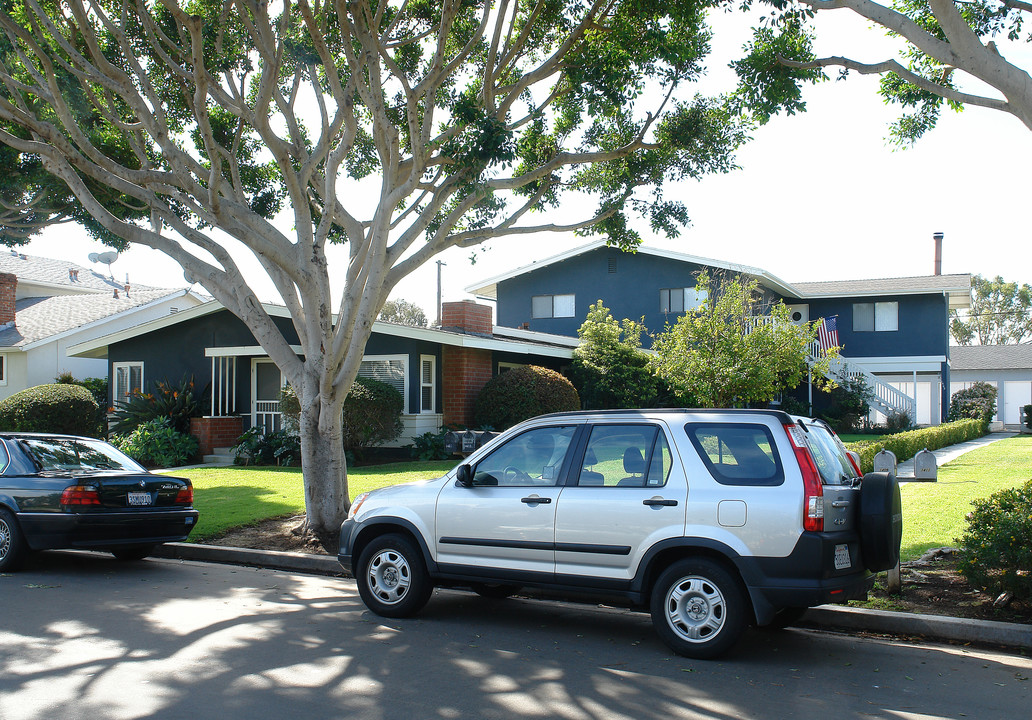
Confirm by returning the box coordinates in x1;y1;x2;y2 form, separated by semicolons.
252;359;282;433
435;425;579;579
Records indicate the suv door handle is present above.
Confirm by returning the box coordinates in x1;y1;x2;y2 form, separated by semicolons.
521;496;552;504
643;499;678;507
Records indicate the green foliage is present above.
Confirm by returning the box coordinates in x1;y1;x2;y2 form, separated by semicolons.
232;428;302;467
948;382;998;427
0;383;100;437
54;372;108;436
378;299;428;327
568;301;672;409
113;418;198;468
950;274;1032;345
845;419;985;474
473;365;581;430
884;411;914;434
410;429;452;461
820;376;874;432
110;376;203;435
650;272;832;408
280;378;404;455
1025;405;1032;430
958;480;1032;603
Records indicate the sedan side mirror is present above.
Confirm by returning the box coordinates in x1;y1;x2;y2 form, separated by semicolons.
455;464;473;487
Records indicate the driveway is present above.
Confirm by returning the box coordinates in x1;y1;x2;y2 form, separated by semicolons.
2;551;1031;720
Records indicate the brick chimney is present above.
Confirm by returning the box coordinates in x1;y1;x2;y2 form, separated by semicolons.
440;301;494;427
0;273;16;326
441;300;493;335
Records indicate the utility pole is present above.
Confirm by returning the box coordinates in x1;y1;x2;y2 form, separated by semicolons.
436;260;446;326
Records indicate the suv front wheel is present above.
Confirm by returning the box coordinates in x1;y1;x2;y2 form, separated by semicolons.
356;533;434;618
650;558;747;659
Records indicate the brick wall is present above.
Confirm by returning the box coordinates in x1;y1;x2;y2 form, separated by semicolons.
190;416;245;456
441;300;492;335
442;346;493;427
0;273;16;325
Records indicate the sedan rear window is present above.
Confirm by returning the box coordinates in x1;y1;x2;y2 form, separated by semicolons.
21;438;145;473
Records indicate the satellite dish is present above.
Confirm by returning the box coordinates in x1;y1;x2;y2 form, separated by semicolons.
87;252;100;263
88;250;120;278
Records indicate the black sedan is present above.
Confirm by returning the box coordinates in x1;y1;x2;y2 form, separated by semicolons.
0;433;198;570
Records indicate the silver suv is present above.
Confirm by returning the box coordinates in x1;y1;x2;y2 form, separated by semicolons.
338;409;902;658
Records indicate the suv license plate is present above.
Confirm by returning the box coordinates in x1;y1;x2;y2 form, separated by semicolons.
834;544;851;570
127;491;153;506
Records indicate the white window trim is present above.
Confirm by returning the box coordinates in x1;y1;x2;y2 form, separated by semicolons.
853;301;899;332
0;354;6;386
531;294;576;319
419;354;436;415
497;361;523;373
359;354;409;414
113;361;144;406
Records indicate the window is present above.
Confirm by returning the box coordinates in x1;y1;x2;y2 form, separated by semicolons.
358;355;407;413
419;355;436;414
113;361;144;407
577;424;672;488
531;294;575;319
0;354;6;386
472;426;577;487
853;301;898;332
685;423;784;486
660;288;707;314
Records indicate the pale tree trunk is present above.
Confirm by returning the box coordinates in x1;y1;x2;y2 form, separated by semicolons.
296;372;348;536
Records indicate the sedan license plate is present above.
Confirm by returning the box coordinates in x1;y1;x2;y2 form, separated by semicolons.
127;491;153;506
834;543;851;570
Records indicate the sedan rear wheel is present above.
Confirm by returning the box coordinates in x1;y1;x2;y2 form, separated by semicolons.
650;558;746;659
356;534;433;618
0;508;26;572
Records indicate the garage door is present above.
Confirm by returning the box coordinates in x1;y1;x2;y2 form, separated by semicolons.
1004;381;1032;425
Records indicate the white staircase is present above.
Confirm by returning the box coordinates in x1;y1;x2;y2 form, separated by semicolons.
815;352;914;421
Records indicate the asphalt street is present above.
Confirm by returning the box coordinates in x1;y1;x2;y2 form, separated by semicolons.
2;551;1031;720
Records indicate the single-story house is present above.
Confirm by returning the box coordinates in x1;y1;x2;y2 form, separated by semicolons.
949;344;1032;427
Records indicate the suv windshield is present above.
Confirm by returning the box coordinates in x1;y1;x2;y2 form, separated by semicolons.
800;421;859;485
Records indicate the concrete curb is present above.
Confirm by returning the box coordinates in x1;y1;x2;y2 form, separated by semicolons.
154;542;1032;653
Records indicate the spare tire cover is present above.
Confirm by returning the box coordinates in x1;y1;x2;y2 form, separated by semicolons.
859;471;903;572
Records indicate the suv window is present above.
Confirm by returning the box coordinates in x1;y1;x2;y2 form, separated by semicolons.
685;423;784;486
472;426;577;486
800;421;860;485
577;424;672;487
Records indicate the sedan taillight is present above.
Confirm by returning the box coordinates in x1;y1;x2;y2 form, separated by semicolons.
174;486;193;505
61;485;102;506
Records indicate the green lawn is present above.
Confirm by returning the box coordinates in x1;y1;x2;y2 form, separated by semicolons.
898;434;1031;560
839;433;887;445
161;459;456;540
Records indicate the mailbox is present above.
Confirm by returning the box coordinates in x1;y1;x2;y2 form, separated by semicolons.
873;449;897;475
461;430;478;454
914;449;938;481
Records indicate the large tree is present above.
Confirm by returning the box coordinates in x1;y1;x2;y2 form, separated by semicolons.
733;0;1032;143
951;274;1032;344
650;272;833;407
0;0;749;533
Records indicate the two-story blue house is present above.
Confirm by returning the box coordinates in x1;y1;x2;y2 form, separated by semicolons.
466;241;971;425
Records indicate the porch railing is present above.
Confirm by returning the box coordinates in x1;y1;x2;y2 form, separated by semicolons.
254;400;281;434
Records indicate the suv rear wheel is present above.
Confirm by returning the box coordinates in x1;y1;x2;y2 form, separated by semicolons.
650;558;747;659
356;533;434;618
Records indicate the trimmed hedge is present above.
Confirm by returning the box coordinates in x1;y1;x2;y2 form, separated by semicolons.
845;419;986;474
473;365;580;430
0;383;101;437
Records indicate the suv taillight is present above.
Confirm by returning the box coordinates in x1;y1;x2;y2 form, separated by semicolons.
784;424;824;532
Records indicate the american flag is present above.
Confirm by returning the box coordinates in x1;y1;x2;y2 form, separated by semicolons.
816;316;839;354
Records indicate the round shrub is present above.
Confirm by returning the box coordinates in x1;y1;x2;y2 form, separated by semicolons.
957;479;1032;604
473;365;580;430
949;382;997;427
0;383;100;437
113;418;199;468
281;377;404;456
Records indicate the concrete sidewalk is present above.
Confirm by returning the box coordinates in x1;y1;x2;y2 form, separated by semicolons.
895;431;1016;479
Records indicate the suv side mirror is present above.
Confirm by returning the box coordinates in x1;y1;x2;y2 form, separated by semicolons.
455;464;473;487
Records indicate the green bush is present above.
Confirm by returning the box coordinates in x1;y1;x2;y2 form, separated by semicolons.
957;480;1032;604
0;383;100;437
845;418;986;474
473;365;581;430
113;418;199;468
232;427;301;466
948;382;997;427
55;373;108;436
280;376;404;456
1023;404;1032;430
410;429;452;460
820;376;873;432
110;376;204;435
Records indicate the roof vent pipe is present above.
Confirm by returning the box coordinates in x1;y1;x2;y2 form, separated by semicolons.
933;232;944;276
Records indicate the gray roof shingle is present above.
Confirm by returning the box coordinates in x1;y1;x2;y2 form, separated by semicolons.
791;274;971;297
950;344;1032;371
0;250;158;293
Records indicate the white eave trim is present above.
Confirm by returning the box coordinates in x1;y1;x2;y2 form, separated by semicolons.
67;298;226;358
847;355;947;373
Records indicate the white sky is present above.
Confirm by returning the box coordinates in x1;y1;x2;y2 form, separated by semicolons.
18;10;1032;320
